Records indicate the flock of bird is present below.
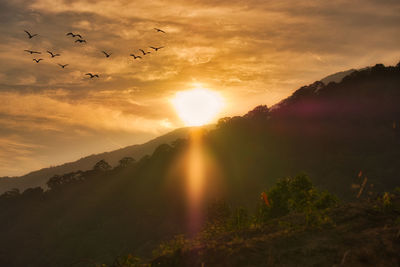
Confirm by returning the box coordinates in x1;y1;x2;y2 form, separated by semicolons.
23;28;166;79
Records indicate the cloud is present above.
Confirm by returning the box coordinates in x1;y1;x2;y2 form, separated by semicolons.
0;91;174;133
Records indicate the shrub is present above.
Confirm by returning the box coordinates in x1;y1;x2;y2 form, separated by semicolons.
255;174;337;227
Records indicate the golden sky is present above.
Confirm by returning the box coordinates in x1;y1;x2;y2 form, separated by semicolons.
0;0;399;176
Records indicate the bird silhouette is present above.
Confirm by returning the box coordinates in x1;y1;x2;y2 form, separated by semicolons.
33;58;43;63
149;46;164;51
24;30;38;39
58;64;68;68
47;51;60;58
85;73;99;78
130;54;142;59
24;50;41;54
66;32;83;38
154;28;166;33
139;49;151;55
75;39;87;43
102;51;112;58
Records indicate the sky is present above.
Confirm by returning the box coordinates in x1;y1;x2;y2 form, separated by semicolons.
0;0;399;177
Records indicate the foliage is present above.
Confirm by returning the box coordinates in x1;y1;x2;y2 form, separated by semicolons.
244;105;270;119
93;159;112;171
375;191;398;213
118;157;135;168
229;206;250;230
0;188;20;200
153;235;189;258
46;171;84;190
255;174;337;227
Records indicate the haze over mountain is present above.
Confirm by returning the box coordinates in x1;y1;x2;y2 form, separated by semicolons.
320;69;356;84
0;126;214;194
1;62;399;266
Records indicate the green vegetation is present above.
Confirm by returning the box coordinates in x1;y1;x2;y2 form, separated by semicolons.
151;186;400;267
255;174;337;227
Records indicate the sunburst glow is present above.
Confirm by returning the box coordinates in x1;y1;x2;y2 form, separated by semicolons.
172;88;223;126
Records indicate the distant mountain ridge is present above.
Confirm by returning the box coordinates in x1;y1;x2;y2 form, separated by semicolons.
0;126;213;194
320;69;356;84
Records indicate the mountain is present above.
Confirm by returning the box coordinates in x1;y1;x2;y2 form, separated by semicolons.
0;62;399;266
320;69;356;84
0;126;213;194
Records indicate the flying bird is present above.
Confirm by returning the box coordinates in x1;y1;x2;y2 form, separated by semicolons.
149;46;164;51
85;73;99;78
75;39;87;43
24;50;41;54
24;30;38;39
47;50;60;58
33;58;43;63
102;51;112;58
139;49;151;55
154;28;166;33
58;64;68;68
66;32;83;38
130;54;142;59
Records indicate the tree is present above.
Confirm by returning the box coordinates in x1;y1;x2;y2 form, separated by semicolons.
118;157;135;168
256;174;337;222
152;144;172;157
47;171;84;190
244;105;269;119
0;188;20;199
217;117;232;128
93;159;112;171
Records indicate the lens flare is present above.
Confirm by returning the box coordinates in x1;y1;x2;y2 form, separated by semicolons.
186;129;204;233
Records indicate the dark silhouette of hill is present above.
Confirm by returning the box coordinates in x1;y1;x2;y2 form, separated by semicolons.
0;62;399;266
0;126;213;194
208;63;400;204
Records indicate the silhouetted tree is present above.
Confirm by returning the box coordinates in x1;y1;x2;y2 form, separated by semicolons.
244;105;269;119
217;117;232;128
118;157;135;168
93;159;112;171
0;188;20;199
47;171;84;190
152;144;172;157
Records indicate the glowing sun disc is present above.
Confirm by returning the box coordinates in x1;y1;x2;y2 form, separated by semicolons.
172;88;223;126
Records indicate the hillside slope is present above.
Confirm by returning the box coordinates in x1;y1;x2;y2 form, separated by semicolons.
0;126;213;194
152;195;400;267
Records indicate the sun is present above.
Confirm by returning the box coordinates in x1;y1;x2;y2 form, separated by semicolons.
172;88;223;126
